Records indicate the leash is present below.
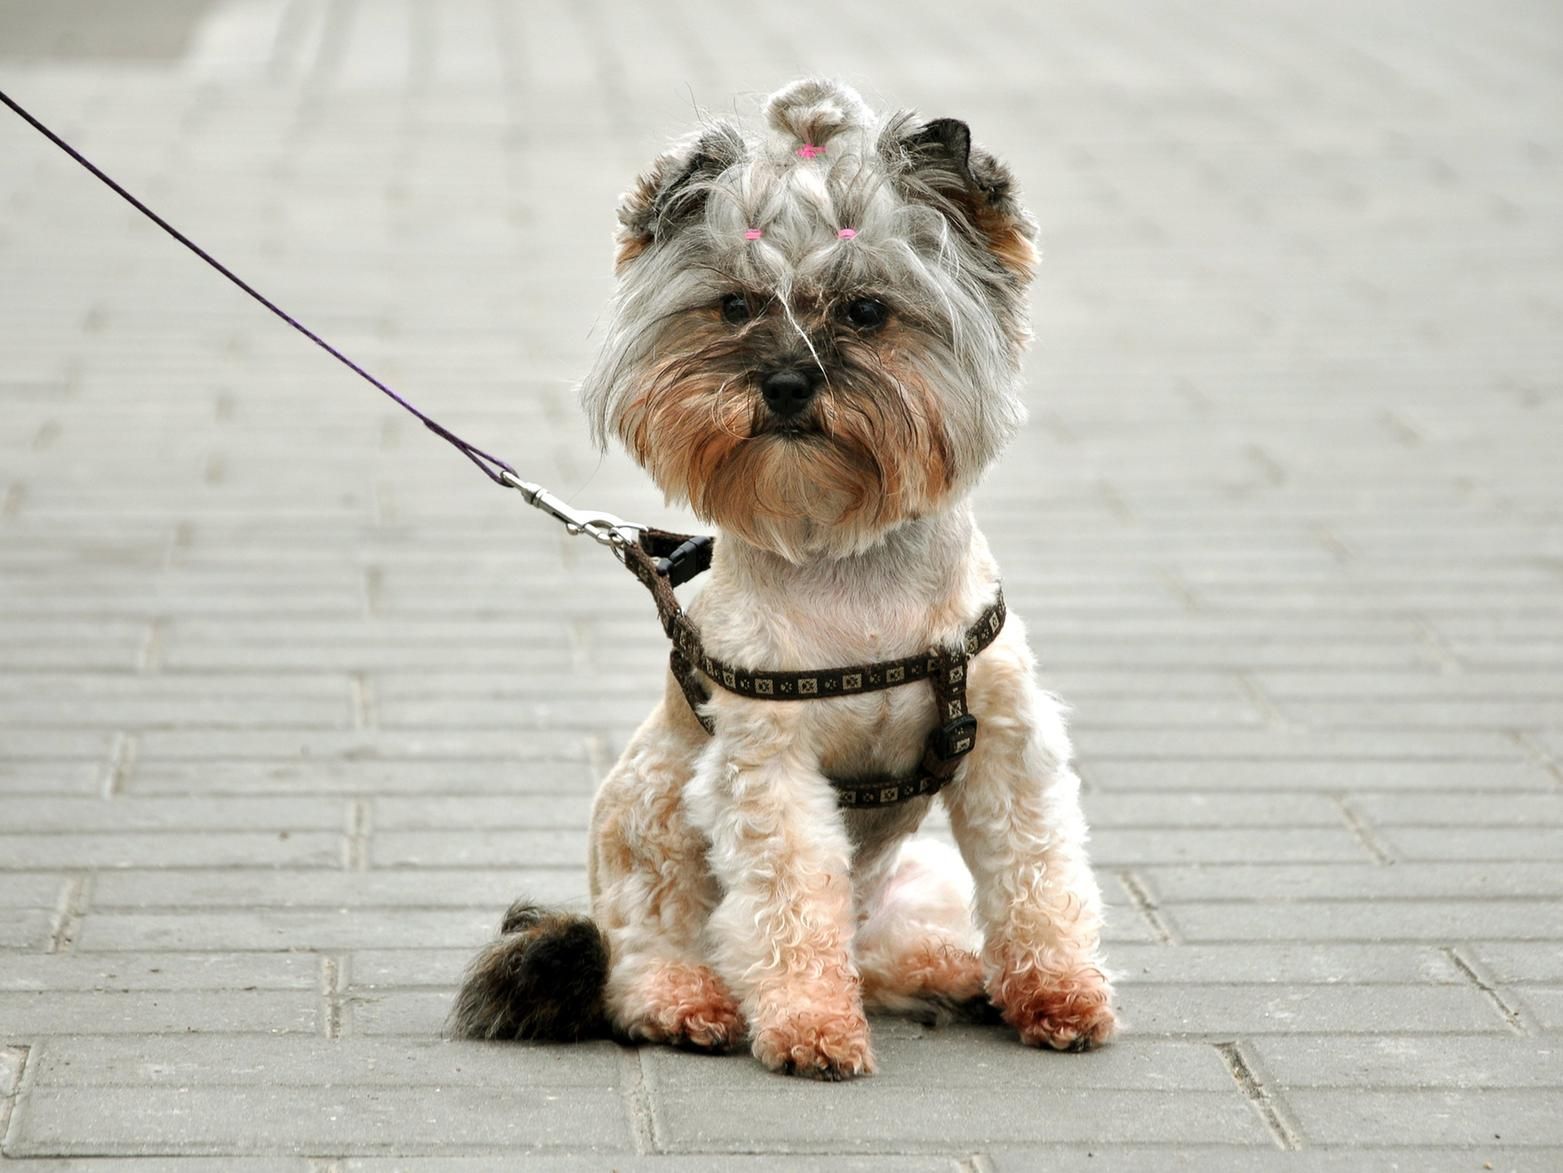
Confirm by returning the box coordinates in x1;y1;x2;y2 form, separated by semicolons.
1;84;1003;807
0;84;646;551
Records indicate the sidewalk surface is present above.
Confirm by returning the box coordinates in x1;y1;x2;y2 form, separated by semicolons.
2;0;1561;1167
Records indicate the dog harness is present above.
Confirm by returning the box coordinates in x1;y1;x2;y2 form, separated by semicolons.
622;528;1007;808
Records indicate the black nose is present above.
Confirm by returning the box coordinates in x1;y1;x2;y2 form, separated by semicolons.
760;368;821;418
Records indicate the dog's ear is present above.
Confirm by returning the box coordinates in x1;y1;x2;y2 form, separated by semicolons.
614;123;746;271
885;116;1038;283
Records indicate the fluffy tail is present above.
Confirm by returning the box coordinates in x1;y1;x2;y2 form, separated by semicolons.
448;900;610;1041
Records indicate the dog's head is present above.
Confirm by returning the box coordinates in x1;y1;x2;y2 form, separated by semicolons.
580;79;1037;562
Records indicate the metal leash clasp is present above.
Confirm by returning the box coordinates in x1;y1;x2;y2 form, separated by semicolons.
498;470;647;549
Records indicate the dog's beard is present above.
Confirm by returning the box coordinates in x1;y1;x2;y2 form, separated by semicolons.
618;334;954;562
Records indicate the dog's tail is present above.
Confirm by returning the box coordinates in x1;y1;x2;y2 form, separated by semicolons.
447;900;610;1041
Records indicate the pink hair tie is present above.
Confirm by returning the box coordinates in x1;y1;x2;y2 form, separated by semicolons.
795;143;826;159
743;228;763;240
836;228;857;240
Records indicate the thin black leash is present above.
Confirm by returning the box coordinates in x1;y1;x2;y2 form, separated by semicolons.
0;85;644;547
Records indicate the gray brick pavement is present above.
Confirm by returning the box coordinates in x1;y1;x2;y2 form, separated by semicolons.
2;0;1561;1164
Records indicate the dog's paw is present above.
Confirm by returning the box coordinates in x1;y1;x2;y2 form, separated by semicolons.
752;1008;876;1080
994;964;1117;1052
622;963;745;1052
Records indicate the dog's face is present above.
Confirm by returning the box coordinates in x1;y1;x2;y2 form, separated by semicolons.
581;80;1038;561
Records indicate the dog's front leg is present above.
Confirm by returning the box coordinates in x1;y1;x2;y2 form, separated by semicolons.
688;710;874;1080
944;646;1117;1051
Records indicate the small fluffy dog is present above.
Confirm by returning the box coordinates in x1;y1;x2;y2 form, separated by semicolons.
452;79;1116;1079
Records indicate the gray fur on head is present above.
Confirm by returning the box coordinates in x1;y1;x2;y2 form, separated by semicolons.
580;79;1039;562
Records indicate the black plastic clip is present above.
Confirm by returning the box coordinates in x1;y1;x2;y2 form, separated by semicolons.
655;535;716;588
930;713;978;760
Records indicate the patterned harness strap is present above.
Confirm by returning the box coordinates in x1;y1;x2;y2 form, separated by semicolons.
619;529;1006;809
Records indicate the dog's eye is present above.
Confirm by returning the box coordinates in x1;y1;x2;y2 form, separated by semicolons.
843;297;889;330
720;293;752;325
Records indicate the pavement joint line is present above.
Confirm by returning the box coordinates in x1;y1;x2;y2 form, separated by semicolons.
138;618;167;672
1245;443;1287;486
320;953;346;1040
98;731;138;799
346;799;371;871
362;565;385;617
1444;946;1539;1036
959;1154;996;1173
1332;794;1397;865
307;1159;343;1173
1380;409;1424;447
1310;523;1354;565
30;419;61;451
1510;731;1563;784
617;1044;656;1156
1117;869;1180;945
1414;618;1466;674
0;482;23;519
165;520;194;566
1155;567;1202;612
47;874;91;954
349;672;376;731
585;732;611;781
0;1043;32;1155
1234;672;1290;729
1215;1040;1302;1151
1097;479;1135;524
569;616;595;673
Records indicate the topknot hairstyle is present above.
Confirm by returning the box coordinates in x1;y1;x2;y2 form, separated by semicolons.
763;78;876;150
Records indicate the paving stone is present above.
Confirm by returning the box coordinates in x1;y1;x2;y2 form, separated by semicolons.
1286;1089;1563;1147
1082;792;1343;827
0;875;67;909
1167;902;1563;943
343;1159;962;1172
125;758;599;795
0;832;343;870
645;1026;1233;1091
1514;987;1563;1032
1108;944;1464;985
1472;944;1563;984
1376;828;1563;863
0;990;318;1035
1347;793;1563;827
1086;760;1556;792
0;796;347;832
372;795;592;829
1254;1036;1563;1089
91;869;588;909
5;1085;632;1155
370;830;598;868
27;1035;623;1088
74;909;494;952
988;1146;1563;1171
0;953;318;993
1138;863;1563;902
1116;982;1506;1036
652;1088;1272;1151
344;989;453;1037
1088;828;1372;866
0;762;102;795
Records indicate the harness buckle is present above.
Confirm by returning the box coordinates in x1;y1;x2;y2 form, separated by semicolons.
930;713;978;761
655;535;716;588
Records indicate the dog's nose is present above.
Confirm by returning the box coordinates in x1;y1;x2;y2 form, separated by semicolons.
760;368;821;418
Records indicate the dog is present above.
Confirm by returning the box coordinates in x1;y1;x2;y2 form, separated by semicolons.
450;79;1116;1079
